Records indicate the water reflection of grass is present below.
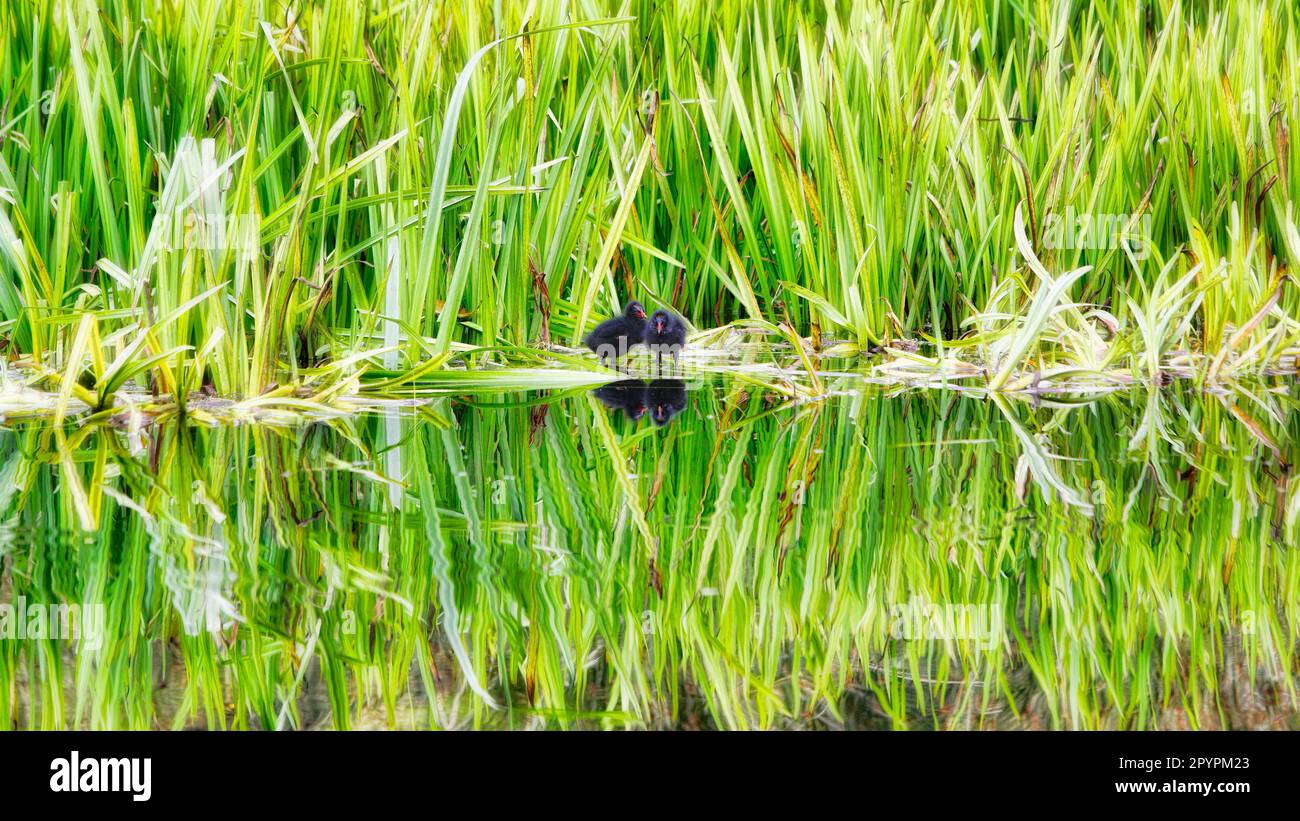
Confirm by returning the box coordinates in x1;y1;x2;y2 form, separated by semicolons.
0;382;1295;729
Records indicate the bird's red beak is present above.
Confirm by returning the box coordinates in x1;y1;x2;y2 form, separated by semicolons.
655;317;665;332
634;306;646;319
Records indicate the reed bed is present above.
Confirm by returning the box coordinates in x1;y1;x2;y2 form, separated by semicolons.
0;1;1298;398
2;0;1299;732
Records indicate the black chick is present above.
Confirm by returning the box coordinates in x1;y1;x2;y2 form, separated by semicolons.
584;301;648;366
645;309;687;369
592;379;649;421
645;379;687;426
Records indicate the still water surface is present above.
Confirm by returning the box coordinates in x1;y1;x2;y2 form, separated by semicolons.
1;376;1296;729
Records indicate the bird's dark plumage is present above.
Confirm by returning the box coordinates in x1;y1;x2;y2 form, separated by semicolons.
645;309;687;369
584;301;648;365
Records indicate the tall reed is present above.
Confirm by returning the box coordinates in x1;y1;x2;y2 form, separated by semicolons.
0;1;1298;398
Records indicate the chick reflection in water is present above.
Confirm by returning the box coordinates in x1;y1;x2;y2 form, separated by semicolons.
592;379;688;426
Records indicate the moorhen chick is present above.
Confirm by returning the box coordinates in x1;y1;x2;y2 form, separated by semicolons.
645;379;687;426
645;309;687;369
584;301;648;365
